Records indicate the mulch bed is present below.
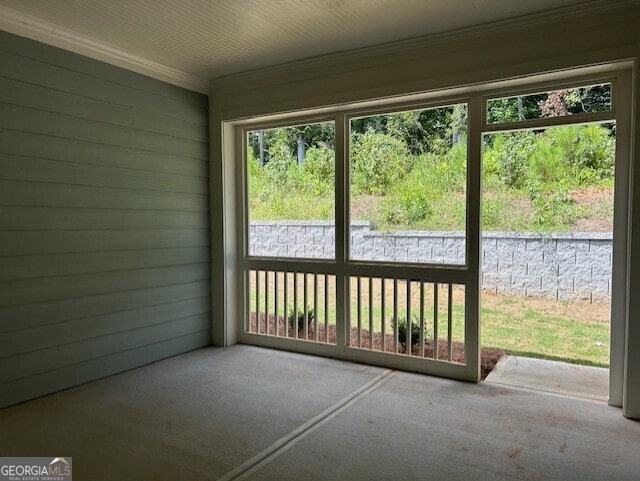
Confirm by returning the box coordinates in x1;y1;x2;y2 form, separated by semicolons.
249;313;503;380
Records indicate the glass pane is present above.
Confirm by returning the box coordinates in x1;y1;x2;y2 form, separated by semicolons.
246;121;335;259
349;104;468;265
487;83;611;124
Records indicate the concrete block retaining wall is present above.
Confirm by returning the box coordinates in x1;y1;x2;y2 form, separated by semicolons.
249;221;612;302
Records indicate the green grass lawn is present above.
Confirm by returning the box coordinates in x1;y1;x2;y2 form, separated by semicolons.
480;294;609;367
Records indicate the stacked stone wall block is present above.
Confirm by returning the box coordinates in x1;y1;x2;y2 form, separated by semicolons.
248;222;612;302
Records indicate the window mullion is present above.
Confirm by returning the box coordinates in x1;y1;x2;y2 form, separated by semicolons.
335;113;348;349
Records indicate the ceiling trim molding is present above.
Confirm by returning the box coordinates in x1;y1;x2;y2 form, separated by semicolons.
0;4;209;94
211;0;639;91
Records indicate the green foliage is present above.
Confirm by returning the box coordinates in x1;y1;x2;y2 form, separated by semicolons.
552;124;614;178
351;132;411;194
352;105;462;156
396;317;423;348
247;122;335;166
299;146;335;195
481;124;614;231
485;131;537;188
288;307;315;331
486;84;611;124
525;179;579;230
249;119;614;233
380;185;432;226
487;95;544;124
378;143;466;229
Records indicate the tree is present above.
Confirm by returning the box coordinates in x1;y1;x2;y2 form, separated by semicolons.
247;122;335;167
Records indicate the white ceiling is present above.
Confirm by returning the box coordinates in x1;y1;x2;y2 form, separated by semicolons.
0;0;597;92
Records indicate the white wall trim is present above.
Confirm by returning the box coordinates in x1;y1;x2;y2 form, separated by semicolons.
0;4;208;94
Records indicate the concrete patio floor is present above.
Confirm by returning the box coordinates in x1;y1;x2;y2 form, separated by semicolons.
485;355;609;402
0;345;638;480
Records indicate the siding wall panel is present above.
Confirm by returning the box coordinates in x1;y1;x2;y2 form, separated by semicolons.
0;30;207;108
0;103;208;160
0;277;210;328
0;76;208;141
1;330;210;410
0;180;209;212
0;130;207;177
0;31;210;408
0;229;209;255
0;155;208;193
0;49;207;123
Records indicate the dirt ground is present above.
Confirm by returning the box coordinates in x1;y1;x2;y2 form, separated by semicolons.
249;313;503;380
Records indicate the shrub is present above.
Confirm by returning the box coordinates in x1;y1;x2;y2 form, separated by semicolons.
351;131;411;194
380;185;432;226
488;131;537;188
300;146;335;195
552;124;614;180
525;178;578;230
396;316;422;348
288;307;315;331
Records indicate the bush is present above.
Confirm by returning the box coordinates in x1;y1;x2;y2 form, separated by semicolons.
351;131;411;194
380;184;432;226
288;307;315;331
300;146;335;195
396;316;422;348
551;124;614;180
525;178;578;230
491;131;537;188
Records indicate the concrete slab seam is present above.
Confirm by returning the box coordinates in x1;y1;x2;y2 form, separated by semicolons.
217;369;396;481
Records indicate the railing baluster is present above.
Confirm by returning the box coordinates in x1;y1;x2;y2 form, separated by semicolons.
303;273;309;340
256;270;261;334
246;270;251;333
381;278;386;352
393;278;398;353
448;283;453;362
420;281;425;358
284;272;289;338
324;274;329;343
265;270;270;335
433;282;439;359
314;273;319;342
369;276;374;350
406;279;412;356
357;276;362;348
274;271;279;336
293;272;298;339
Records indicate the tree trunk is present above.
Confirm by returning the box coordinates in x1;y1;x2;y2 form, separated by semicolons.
297;133;306;165
258;130;265;166
517;96;525;121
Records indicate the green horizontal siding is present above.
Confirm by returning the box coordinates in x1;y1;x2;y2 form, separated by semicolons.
0;277;210;327
0;48;207;123
0;229;209;256
0;76;208;141
0;130;207;176
2;297;211;357
0;154;208;193
1;206;208;230
0;180;208;211
0;31;211;408
1;330;210;409
0;103;207;160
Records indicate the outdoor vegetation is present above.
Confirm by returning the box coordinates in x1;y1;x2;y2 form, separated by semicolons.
247;84;615;232
246;84;614;370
